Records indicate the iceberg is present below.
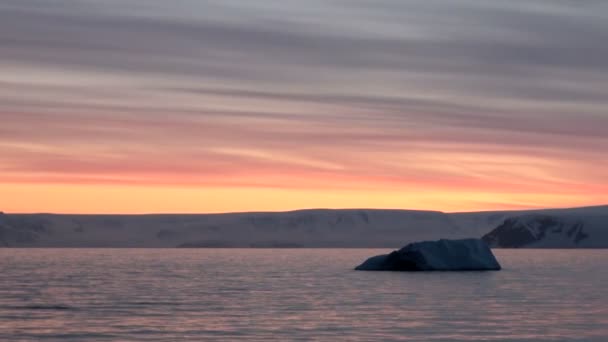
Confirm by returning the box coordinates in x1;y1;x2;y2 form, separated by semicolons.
355;238;501;271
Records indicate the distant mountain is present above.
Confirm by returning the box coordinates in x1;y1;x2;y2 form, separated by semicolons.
482;210;608;248
1;206;607;248
0;209;463;248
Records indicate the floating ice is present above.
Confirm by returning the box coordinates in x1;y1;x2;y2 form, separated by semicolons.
355;238;501;271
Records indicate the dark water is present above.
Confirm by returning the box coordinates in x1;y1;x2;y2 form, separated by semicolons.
0;249;607;341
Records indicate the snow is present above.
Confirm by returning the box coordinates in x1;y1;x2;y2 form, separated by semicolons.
0;205;606;248
355;238;502;271
0;209;467;248
482;211;608;248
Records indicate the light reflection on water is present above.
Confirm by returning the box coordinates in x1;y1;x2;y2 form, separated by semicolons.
0;249;607;341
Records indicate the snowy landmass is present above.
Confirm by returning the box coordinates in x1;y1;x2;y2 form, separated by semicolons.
355;238;501;271
482;212;608;248
0;205;607;248
0;209;461;247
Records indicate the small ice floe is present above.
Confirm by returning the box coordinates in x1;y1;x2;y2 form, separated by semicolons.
355;238;501;271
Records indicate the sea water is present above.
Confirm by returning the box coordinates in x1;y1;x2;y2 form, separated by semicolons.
1;249;606;341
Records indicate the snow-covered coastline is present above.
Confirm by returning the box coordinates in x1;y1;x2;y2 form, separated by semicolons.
1;206;607;248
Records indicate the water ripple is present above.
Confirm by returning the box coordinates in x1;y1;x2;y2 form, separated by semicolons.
0;249;606;341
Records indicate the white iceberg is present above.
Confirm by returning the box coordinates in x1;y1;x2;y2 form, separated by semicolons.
355;238;501;271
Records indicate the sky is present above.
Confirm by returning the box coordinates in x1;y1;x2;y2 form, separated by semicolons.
1;0;608;214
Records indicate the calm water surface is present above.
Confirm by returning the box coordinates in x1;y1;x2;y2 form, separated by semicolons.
0;249;607;341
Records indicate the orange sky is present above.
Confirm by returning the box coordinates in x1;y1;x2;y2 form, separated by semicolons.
1;182;606;214
1;1;607;214
2;158;607;214
1;104;607;215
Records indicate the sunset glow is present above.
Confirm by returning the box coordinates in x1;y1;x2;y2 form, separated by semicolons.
1;1;607;213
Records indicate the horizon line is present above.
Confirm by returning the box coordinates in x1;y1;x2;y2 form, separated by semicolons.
3;203;607;216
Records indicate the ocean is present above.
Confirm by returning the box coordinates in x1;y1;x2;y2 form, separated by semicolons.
1;249;606;341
